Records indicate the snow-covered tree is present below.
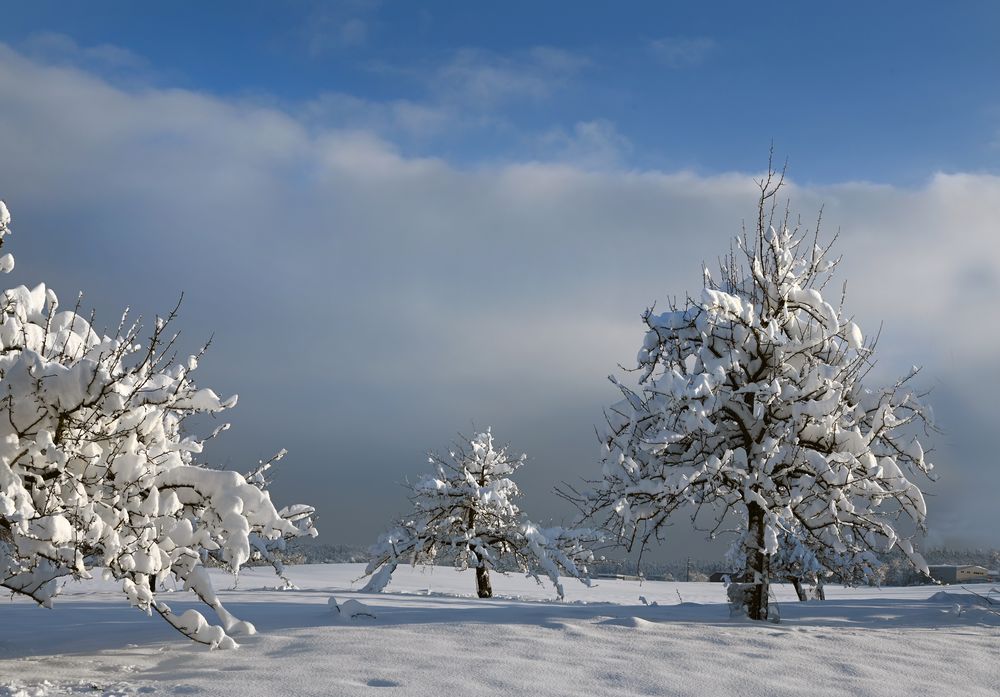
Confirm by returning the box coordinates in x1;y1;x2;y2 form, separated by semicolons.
362;429;595;599
0;201;316;647
576;164;933;620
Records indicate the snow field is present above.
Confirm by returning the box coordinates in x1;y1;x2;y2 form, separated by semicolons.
1;564;997;696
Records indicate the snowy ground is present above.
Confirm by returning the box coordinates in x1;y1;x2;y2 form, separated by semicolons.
1;564;997;696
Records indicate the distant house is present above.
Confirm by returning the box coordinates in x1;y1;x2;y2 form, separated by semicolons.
928;565;990;584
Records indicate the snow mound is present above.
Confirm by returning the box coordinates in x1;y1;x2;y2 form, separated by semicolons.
927;590;998;608
329;596;377;620
599;616;657;629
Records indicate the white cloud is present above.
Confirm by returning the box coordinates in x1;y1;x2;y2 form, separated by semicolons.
302;92;452;138
304;46;591;147
427;46;589;107
302;0;379;54
648;36;717;68
0;42;996;550
307;17;368;53
20;32;148;73
535;119;633;170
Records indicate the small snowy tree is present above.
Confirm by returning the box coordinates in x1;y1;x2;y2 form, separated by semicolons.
362;429;595;599
0;201;316;647
576;163;933;620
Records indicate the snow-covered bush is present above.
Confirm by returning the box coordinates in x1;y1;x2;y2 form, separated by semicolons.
0;201;316;647
576;163;934;620
362;429;595;599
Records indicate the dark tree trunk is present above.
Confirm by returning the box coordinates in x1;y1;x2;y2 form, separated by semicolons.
476;565;492;598
465;500;492;598
789;576;807;601
745;502;770;620
788;576;825;601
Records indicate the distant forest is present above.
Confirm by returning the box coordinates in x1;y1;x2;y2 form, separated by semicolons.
284;540;999;586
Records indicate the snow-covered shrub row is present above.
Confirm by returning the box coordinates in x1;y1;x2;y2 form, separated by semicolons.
576;167;934;620
362;429;597;599
0;201;315;647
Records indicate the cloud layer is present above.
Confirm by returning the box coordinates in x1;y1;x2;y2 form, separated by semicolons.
0;43;996;556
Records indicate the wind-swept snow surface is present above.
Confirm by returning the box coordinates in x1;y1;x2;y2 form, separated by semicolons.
1;564;997;696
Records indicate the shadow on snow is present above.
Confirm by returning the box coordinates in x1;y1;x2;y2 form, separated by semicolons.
1;586;995;660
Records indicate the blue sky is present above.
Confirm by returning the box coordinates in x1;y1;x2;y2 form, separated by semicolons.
3;1;998;182
0;2;997;558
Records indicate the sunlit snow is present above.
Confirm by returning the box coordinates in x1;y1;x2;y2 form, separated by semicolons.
1;564;996;697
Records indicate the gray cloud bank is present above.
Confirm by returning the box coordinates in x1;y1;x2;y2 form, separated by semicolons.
0;44;996;558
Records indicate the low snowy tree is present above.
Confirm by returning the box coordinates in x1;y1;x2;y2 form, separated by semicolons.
362;429;595;599
574;162;934;620
0;201;316;647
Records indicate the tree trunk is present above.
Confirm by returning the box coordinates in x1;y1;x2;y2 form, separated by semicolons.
744;502;770;620
465;499;492;598
476;565;493;598
789;576;807;602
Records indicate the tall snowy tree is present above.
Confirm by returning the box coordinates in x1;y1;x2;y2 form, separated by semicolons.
576;164;933;620
362;429;595;599
0;201;316;647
